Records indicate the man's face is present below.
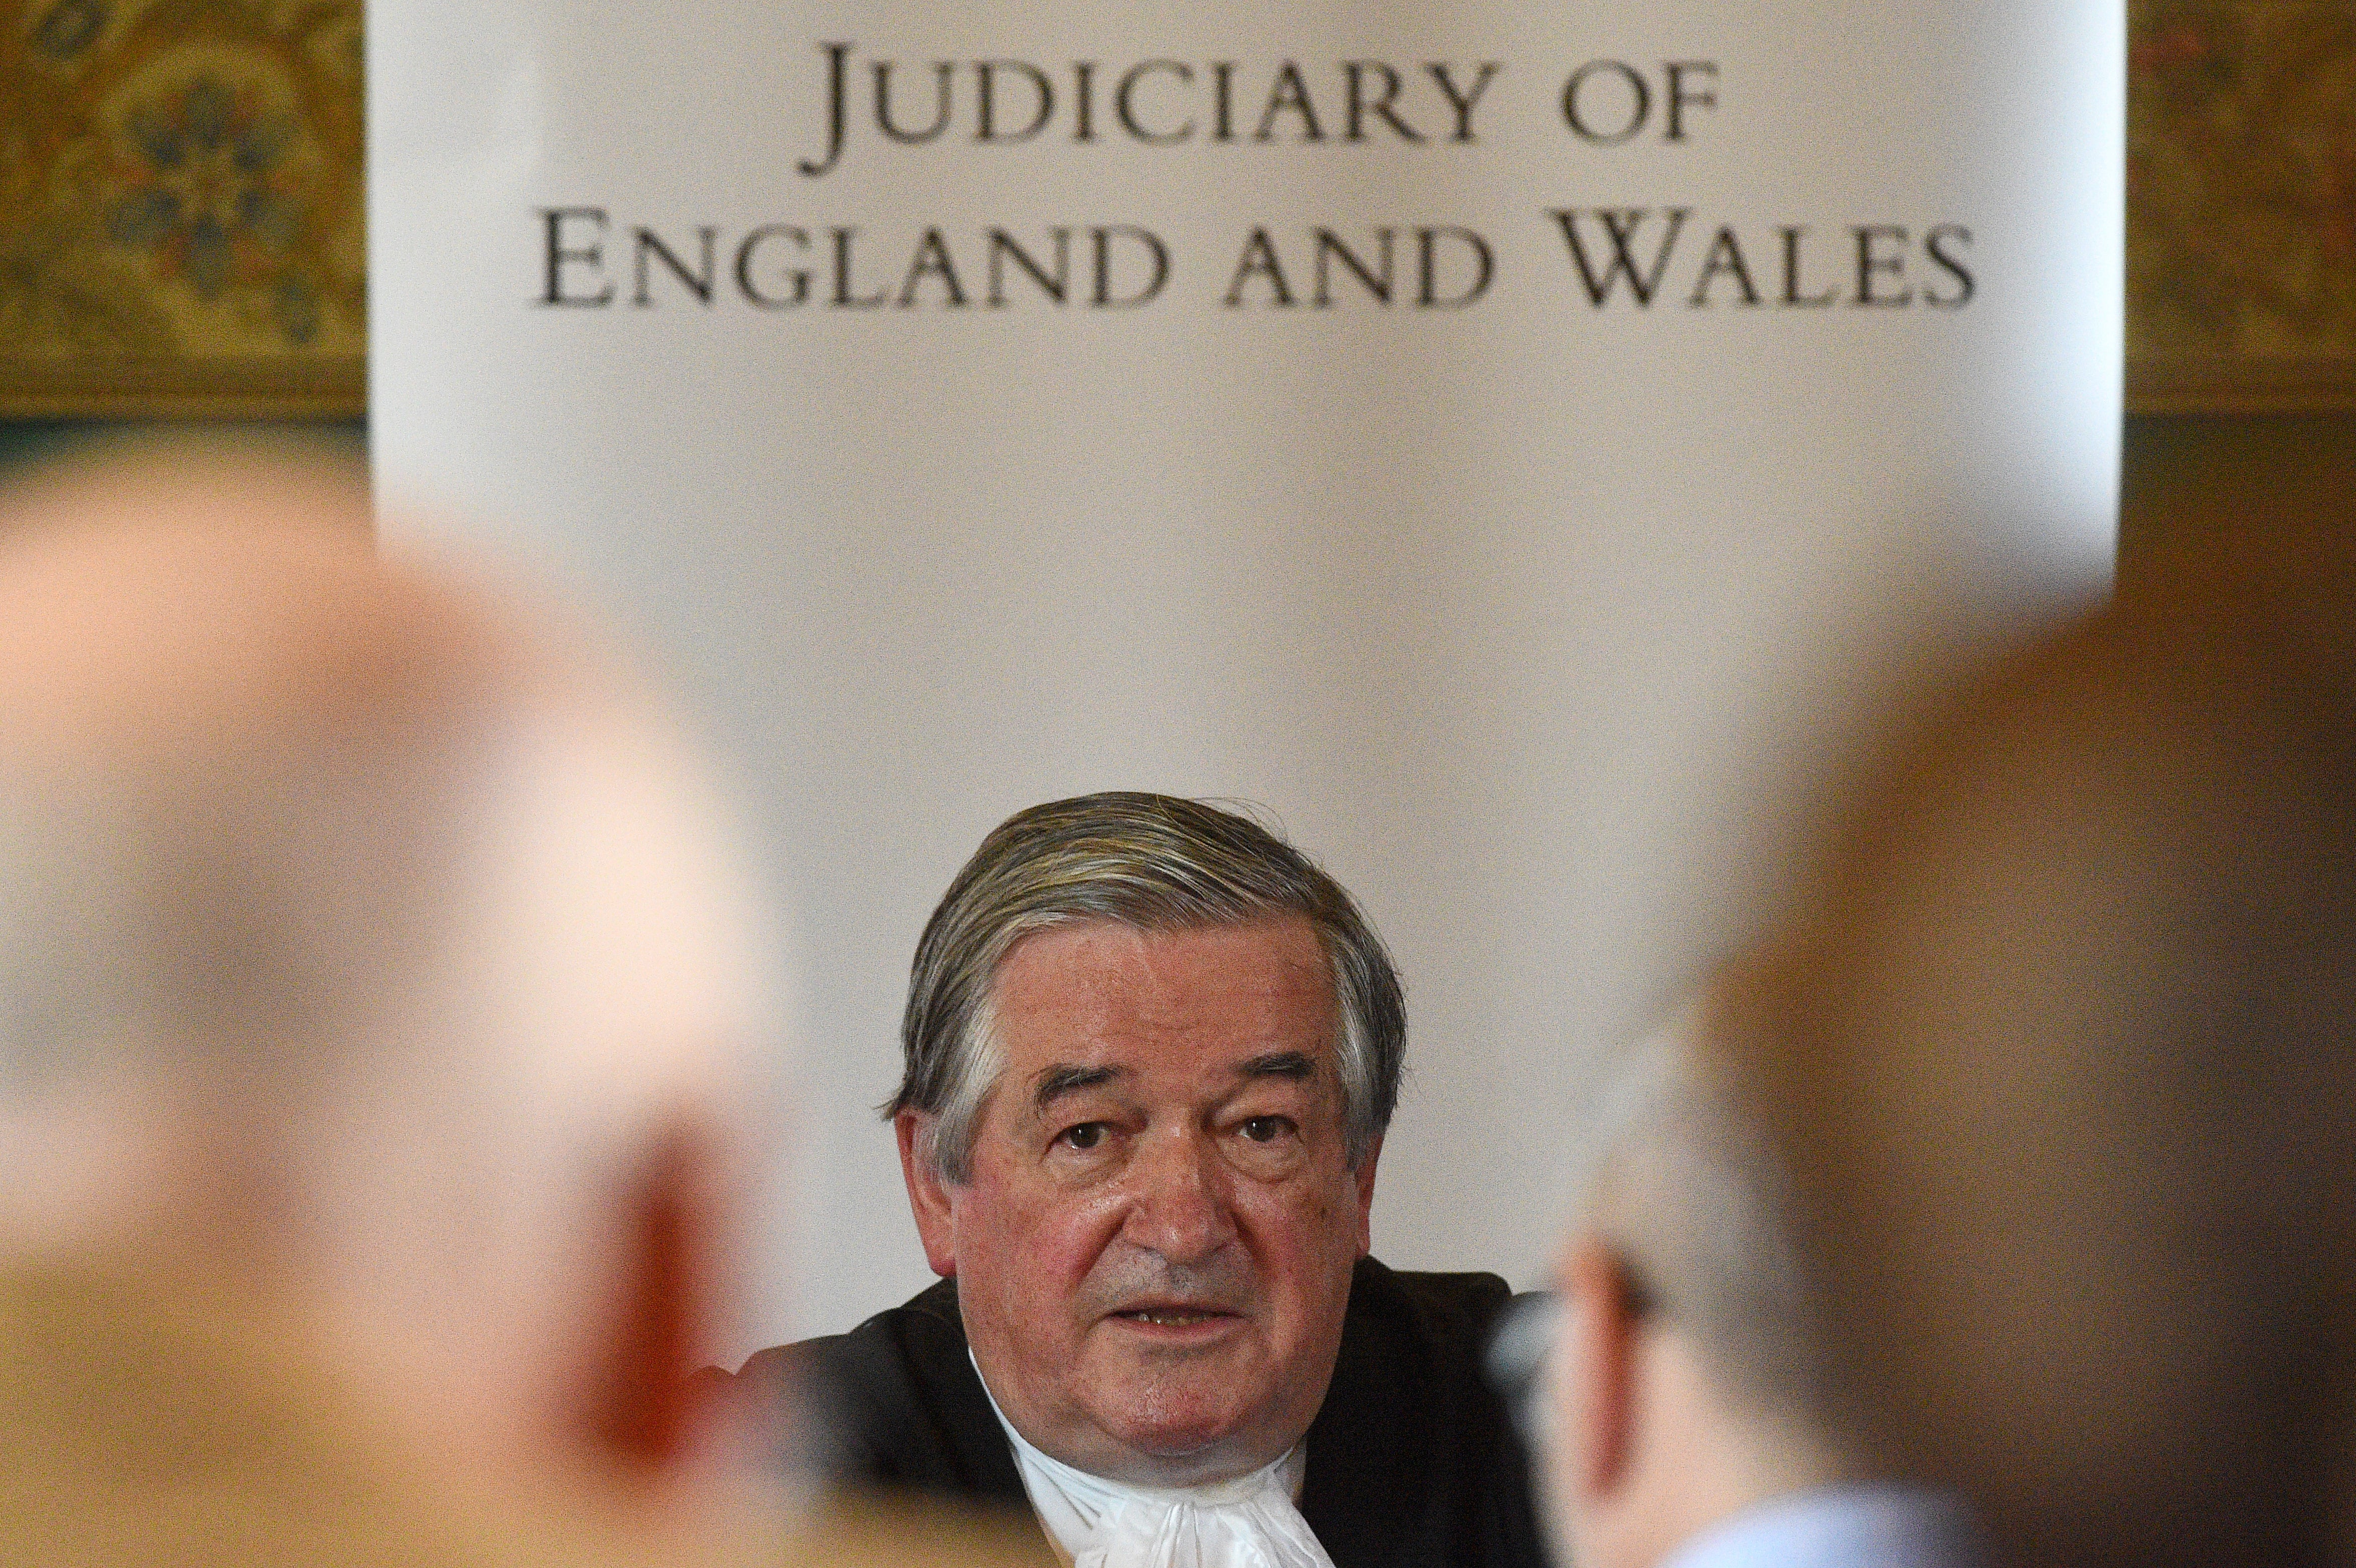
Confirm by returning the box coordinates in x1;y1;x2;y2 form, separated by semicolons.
899;917;1378;1486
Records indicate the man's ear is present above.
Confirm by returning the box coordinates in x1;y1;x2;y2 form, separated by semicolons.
895;1110;959;1278
587;1118;721;1473
1560;1237;1645;1503
1350;1134;1383;1257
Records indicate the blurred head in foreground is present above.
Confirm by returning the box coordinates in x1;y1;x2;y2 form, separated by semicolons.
1543;971;1975;1568
0;451;778;1550
1743;539;2356;1568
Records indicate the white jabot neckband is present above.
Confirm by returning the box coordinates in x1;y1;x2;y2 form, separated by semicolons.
971;1350;1335;1568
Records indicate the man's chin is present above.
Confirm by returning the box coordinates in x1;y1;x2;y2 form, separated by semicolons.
1117;1414;1237;1460
1087;1396;1284;1481
1093;1426;1285;1487
1063;1339;1300;1478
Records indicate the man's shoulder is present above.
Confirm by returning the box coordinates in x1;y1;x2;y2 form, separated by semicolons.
1320;1258;1523;1463
1345;1257;1517;1345
714;1279;1027;1506
735;1277;967;1394
1305;1258;1545;1568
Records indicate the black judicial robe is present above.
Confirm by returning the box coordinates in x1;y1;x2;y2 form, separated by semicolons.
723;1257;1551;1568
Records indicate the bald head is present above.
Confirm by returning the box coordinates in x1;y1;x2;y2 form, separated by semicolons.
0;451;649;812
1746;541;2356;1568
0;451;773;1483
4;460;516;1094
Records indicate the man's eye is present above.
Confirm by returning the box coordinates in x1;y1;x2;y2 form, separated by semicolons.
1059;1122;1109;1152
1238;1115;1295;1143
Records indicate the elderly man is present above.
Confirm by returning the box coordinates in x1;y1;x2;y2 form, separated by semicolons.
0;452;1031;1567
1736;533;2356;1568
1530;978;1979;1568
731;793;1545;1568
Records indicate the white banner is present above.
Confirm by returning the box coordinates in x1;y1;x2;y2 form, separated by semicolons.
370;0;2120;1352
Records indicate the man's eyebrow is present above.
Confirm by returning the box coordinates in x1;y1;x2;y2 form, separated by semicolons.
1033;1062;1122;1112
1238;1050;1316;1081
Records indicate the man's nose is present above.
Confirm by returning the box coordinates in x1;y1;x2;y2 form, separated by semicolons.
1119;1129;1236;1265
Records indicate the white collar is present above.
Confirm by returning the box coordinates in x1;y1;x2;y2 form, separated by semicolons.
971;1351;1331;1568
1659;1484;1985;1568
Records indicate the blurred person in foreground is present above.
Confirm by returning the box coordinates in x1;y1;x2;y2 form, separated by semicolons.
1530;977;1978;1568
0;452;1033;1566
1736;533;2356;1568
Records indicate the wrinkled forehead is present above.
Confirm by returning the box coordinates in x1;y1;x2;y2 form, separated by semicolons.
985;917;1339;1081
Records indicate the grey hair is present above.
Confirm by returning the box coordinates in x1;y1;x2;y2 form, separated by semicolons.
889;792;1405;1183
1579;981;1830;1428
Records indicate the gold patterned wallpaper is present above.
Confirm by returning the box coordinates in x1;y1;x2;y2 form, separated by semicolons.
0;2;2349;415
2129;0;2356;409
0;0;363;414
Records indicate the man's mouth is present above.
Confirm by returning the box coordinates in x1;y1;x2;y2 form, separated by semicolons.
1113;1304;1240;1328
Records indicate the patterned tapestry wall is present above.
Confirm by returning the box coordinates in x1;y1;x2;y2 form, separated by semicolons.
0;0;363;414
2129;0;2356;409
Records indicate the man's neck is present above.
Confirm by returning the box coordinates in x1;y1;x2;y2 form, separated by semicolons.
1601;1337;1858;1568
